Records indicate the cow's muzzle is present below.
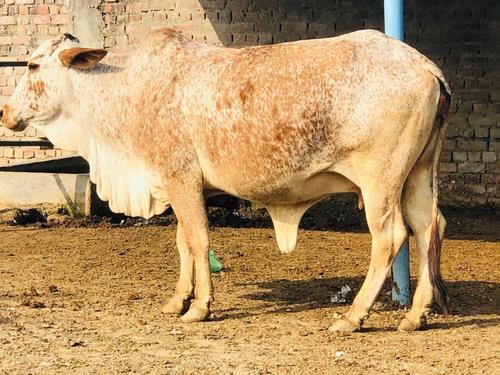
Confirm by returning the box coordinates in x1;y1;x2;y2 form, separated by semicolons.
0;105;27;131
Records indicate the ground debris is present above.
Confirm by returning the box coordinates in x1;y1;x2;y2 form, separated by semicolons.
4;208;46;225
330;285;352;303
69;339;86;347
21;299;45;308
47;214;70;225
48;285;59;293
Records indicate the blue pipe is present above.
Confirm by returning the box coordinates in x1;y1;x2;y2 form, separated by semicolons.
391;241;411;305
384;0;404;41
384;0;411;306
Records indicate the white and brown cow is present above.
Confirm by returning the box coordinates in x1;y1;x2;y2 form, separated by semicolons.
1;28;450;332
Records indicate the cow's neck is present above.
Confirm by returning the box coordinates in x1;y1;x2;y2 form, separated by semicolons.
42;64;127;154
38;63;169;218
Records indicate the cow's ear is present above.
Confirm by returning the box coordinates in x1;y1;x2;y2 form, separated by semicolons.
59;47;107;69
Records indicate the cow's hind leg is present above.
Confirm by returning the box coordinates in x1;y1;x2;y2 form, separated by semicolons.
399;164;446;331
162;225;194;315
329;185;407;332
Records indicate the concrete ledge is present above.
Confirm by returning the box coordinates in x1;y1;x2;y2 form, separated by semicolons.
0;156;88;174
0;172;91;217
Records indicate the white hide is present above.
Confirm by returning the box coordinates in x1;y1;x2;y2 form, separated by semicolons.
86;139;169;218
38;122;169;219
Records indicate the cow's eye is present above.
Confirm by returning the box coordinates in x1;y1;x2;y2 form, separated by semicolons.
28;63;39;71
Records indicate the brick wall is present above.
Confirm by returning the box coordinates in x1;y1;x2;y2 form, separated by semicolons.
0;0;498;206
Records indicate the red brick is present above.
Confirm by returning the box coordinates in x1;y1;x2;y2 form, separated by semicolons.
483;152;497;163
102;4;113;13
49;25;59;35
49;5;61;14
37;24;49;35
50;13;68;24
31;5;50;15
23;149;35;159
3;148;14;158
19;5;29;15
128;14;141;22
0;36;12;45
1;87;14;96
12;35;30;45
32;15;50;24
0;16;17;25
34;149;46;158
127;2;147;13
440;163;457;173
126;22;149;35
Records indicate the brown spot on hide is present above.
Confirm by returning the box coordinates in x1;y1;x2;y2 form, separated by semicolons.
28;80;45;97
239;81;254;105
271;105;279;118
160;28;185;41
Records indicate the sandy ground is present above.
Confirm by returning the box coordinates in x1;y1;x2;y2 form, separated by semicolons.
0;220;499;374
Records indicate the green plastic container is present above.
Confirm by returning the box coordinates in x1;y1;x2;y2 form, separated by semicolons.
208;250;223;273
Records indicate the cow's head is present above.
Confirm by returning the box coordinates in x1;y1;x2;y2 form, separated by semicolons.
0;33;107;131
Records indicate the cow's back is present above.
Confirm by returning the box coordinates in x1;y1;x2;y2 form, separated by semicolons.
169;30;439;200
120;29;442;203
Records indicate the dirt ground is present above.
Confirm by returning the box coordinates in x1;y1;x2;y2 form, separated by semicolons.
0;211;499;374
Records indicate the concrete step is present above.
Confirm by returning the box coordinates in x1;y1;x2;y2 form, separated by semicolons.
0;171;91;217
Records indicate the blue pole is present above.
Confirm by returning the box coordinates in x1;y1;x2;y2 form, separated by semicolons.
384;0;404;41
384;0;411;306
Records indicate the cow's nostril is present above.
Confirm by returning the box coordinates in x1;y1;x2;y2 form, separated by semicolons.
0;110;3;120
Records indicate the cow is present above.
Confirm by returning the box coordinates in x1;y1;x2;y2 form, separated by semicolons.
1;28;450;332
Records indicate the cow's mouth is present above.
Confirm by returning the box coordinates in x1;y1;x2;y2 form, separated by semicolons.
1;116;28;132
6;120;28;132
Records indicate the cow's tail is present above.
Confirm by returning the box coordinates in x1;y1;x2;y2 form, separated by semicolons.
428;74;451;314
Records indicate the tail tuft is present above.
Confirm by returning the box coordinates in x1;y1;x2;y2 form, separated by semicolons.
428;215;449;314
427;76;451;314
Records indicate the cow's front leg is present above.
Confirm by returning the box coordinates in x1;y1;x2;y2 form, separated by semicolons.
168;191;212;323
162;225;194;315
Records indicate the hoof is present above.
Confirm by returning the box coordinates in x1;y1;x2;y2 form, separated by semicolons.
161;296;191;315
398;316;425;332
180;304;210;323
328;316;360;333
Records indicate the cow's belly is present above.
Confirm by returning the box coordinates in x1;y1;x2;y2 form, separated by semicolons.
201;157;357;205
